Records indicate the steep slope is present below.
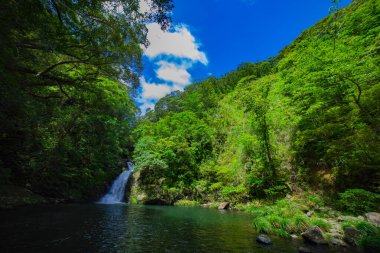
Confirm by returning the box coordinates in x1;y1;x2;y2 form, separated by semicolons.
132;0;380;204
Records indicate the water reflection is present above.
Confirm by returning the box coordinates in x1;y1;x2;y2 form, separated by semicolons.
0;204;359;253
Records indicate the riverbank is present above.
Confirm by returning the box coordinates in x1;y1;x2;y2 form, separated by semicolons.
0;203;364;253
172;193;380;253
0;185;47;209
3;181;379;252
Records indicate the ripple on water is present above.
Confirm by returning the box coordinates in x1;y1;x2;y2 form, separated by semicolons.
0;204;360;253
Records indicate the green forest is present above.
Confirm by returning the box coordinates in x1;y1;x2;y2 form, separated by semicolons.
132;0;379;203
0;0;171;201
0;0;379;252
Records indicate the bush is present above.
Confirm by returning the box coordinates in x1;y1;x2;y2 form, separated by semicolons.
221;184;247;202
264;185;289;199
337;189;380;215
304;192;324;208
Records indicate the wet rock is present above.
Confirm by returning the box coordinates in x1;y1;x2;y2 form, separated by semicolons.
343;227;361;245
299;246;312;253
218;202;230;210
291;234;298;239
301;226;328;245
365;212;380;227
256;234;272;245
306;211;314;217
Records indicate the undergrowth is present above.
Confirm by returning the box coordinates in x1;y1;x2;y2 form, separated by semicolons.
249;199;331;238
342;220;380;252
174;199;199;207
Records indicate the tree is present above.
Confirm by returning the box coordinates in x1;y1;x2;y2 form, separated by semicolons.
0;0;173;200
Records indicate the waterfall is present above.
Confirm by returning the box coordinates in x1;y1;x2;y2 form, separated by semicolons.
98;162;134;204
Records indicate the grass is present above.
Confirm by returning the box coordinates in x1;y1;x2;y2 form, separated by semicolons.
342;220;380;250
360;233;380;253
174;199;199;207
249;199;331;238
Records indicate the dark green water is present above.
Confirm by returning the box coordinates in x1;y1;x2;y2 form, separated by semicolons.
0;204;358;253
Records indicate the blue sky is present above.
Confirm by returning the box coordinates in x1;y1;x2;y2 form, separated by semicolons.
137;0;351;112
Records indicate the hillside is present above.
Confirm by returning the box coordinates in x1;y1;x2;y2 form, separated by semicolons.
131;0;380;204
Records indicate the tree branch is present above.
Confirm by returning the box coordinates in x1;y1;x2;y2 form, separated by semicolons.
52;0;63;23
36;57;92;77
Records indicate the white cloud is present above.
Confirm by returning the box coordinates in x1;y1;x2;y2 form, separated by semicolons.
139;0;152;13
137;77;184;113
144;23;208;65
138;22;208;114
155;61;191;85
140;77;173;100
138;99;155;112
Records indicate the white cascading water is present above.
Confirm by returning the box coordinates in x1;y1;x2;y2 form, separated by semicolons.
98;162;134;204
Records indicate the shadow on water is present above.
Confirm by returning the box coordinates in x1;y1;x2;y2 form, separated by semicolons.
0;204;360;253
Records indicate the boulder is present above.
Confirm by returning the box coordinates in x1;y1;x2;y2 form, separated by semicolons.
365;212;380;227
306;211;314;217
299;246;311;253
301;226;328;245
343;227;361;245
218;202;230;210
256;234;272;245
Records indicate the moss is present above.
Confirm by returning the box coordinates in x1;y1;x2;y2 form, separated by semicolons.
130;196;138;204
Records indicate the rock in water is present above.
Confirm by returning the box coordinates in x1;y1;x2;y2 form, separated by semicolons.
301;226;328;245
343;227;361;245
218;202;230;210
256;234;272;245
365;212;380;227
299;247;311;253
